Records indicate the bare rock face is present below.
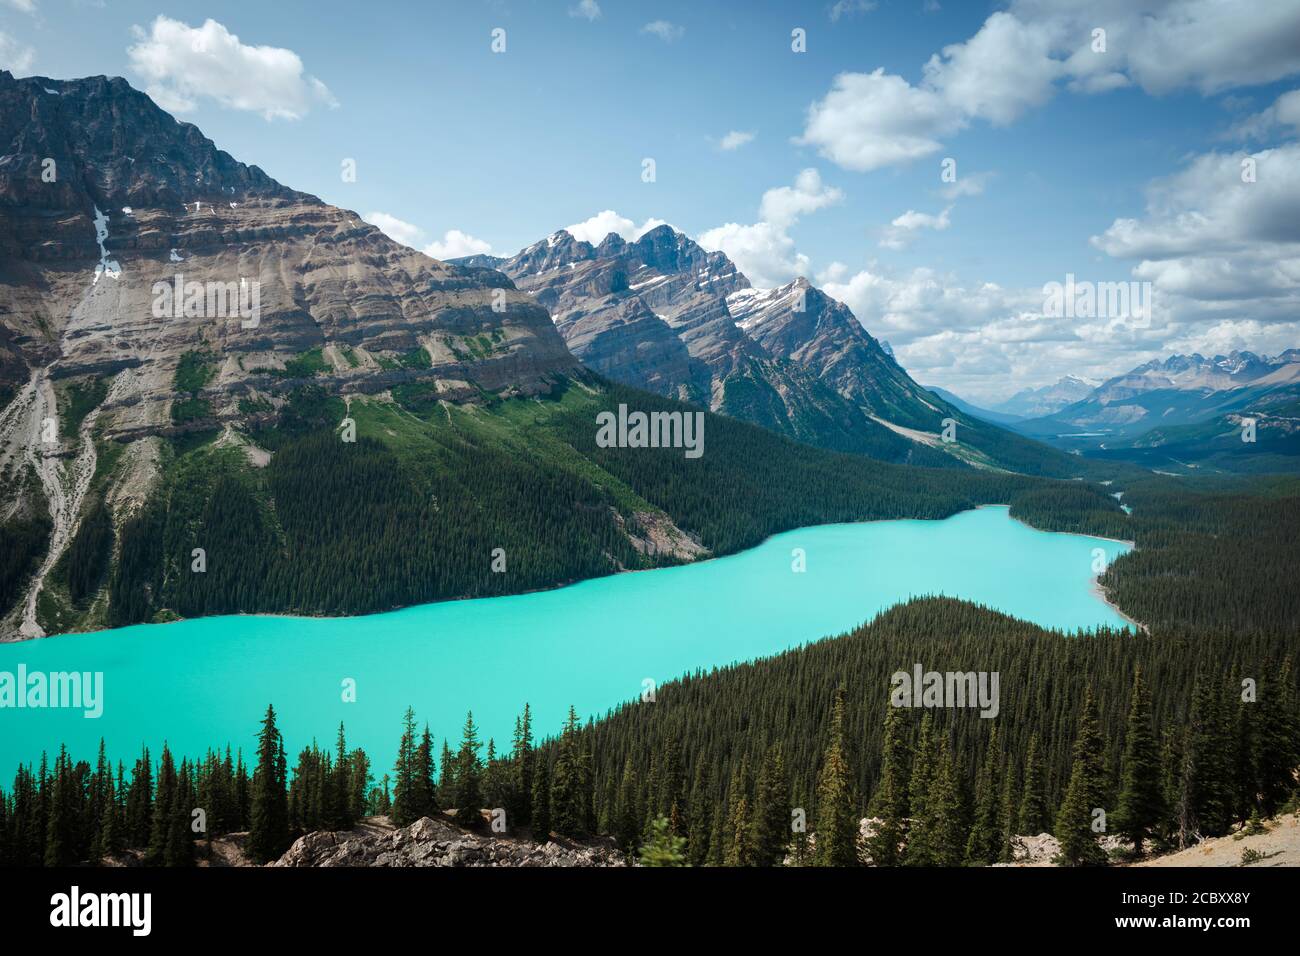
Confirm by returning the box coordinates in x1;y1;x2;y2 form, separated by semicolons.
0;70;580;638
274;816;626;868
472;225;959;461
0;70;578;444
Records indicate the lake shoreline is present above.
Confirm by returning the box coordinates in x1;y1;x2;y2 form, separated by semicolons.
5;503;1142;644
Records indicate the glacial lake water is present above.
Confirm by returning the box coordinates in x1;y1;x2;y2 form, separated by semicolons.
0;506;1133;775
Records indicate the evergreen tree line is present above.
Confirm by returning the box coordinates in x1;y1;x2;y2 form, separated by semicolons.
88;379;1137;628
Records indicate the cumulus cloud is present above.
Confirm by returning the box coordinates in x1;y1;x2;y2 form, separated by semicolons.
1091;144;1300;260
569;0;601;21
699;169;843;288
700;221;812;291
758;168;843;228
880;207;952;250
799;1;1300;173
718;130;756;151
425;229;493;260
641;20;685;43
363;212;426;248
0;32;34;73
363;213;491;260
817;138;1300;401
820;264;1186;402
565;210;667;244
1225;88;1300;141
127;16;337;120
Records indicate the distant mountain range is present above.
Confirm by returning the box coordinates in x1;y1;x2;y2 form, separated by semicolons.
1009;351;1300;472
456;228;1079;475
987;376;1099;419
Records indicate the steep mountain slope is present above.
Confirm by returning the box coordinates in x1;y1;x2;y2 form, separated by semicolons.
462;227;1082;475
0;71;574;637
925;386;1025;426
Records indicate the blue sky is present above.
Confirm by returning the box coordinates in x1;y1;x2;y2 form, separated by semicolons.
4;0;1300;400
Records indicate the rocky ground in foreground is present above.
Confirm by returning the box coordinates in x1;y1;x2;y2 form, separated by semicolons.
107;810;1298;868
273;815;625;867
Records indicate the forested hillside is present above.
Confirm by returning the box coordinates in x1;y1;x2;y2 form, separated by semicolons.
33;376;1130;631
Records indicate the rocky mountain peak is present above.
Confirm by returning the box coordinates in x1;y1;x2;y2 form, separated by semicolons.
0;70;302;213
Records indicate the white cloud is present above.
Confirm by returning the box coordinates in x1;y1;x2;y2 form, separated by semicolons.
829;0;876;21
425;229;493;260
880;206;952;249
816;138;1300;400
1225;88;1300;141
922;12;1061;126
939;169;993;199
126;16;337;120
796;69;958;172
364;212;425;248
758;168;843;228
364;212;491;260
565;210;667;244
2;0;37;14
641;20;685;43
699;221;811;290
799;1;1300;174
569;0;601;21
1091;145;1300;260
719;130;756;151
699;169;842;287
0;31;35;73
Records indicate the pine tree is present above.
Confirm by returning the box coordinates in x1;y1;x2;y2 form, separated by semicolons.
453;711;483;827
1114;668;1164;855
964;728;1003;865
613;758;640;857
145;745;177;866
639;815;687;866
511;704;534;827
414;725;438;819
904;713;938;865
997;766;1017;864
390;707;419;827
1054;688;1108;866
248;705;289;863
927;738;966;867
865;704;909;866
530;754;551;838
549;706;590;838
812;688;858;866
686;764;713;868
1017;732;1048;835
723;757;754;866
750;745;791;866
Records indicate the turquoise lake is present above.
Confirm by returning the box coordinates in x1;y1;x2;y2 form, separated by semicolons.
0;506;1133;775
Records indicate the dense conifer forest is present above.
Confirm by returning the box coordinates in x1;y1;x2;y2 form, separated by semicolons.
98;380;1135;627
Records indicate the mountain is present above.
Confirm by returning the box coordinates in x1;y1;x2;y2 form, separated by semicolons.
458;227;1082;475
989;376;1098;419
1014;351;1300;470
0;73;1115;642
0;71;585;638
925;385;1025;426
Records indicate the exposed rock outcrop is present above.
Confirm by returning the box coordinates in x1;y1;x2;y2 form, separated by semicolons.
274;816;626;867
